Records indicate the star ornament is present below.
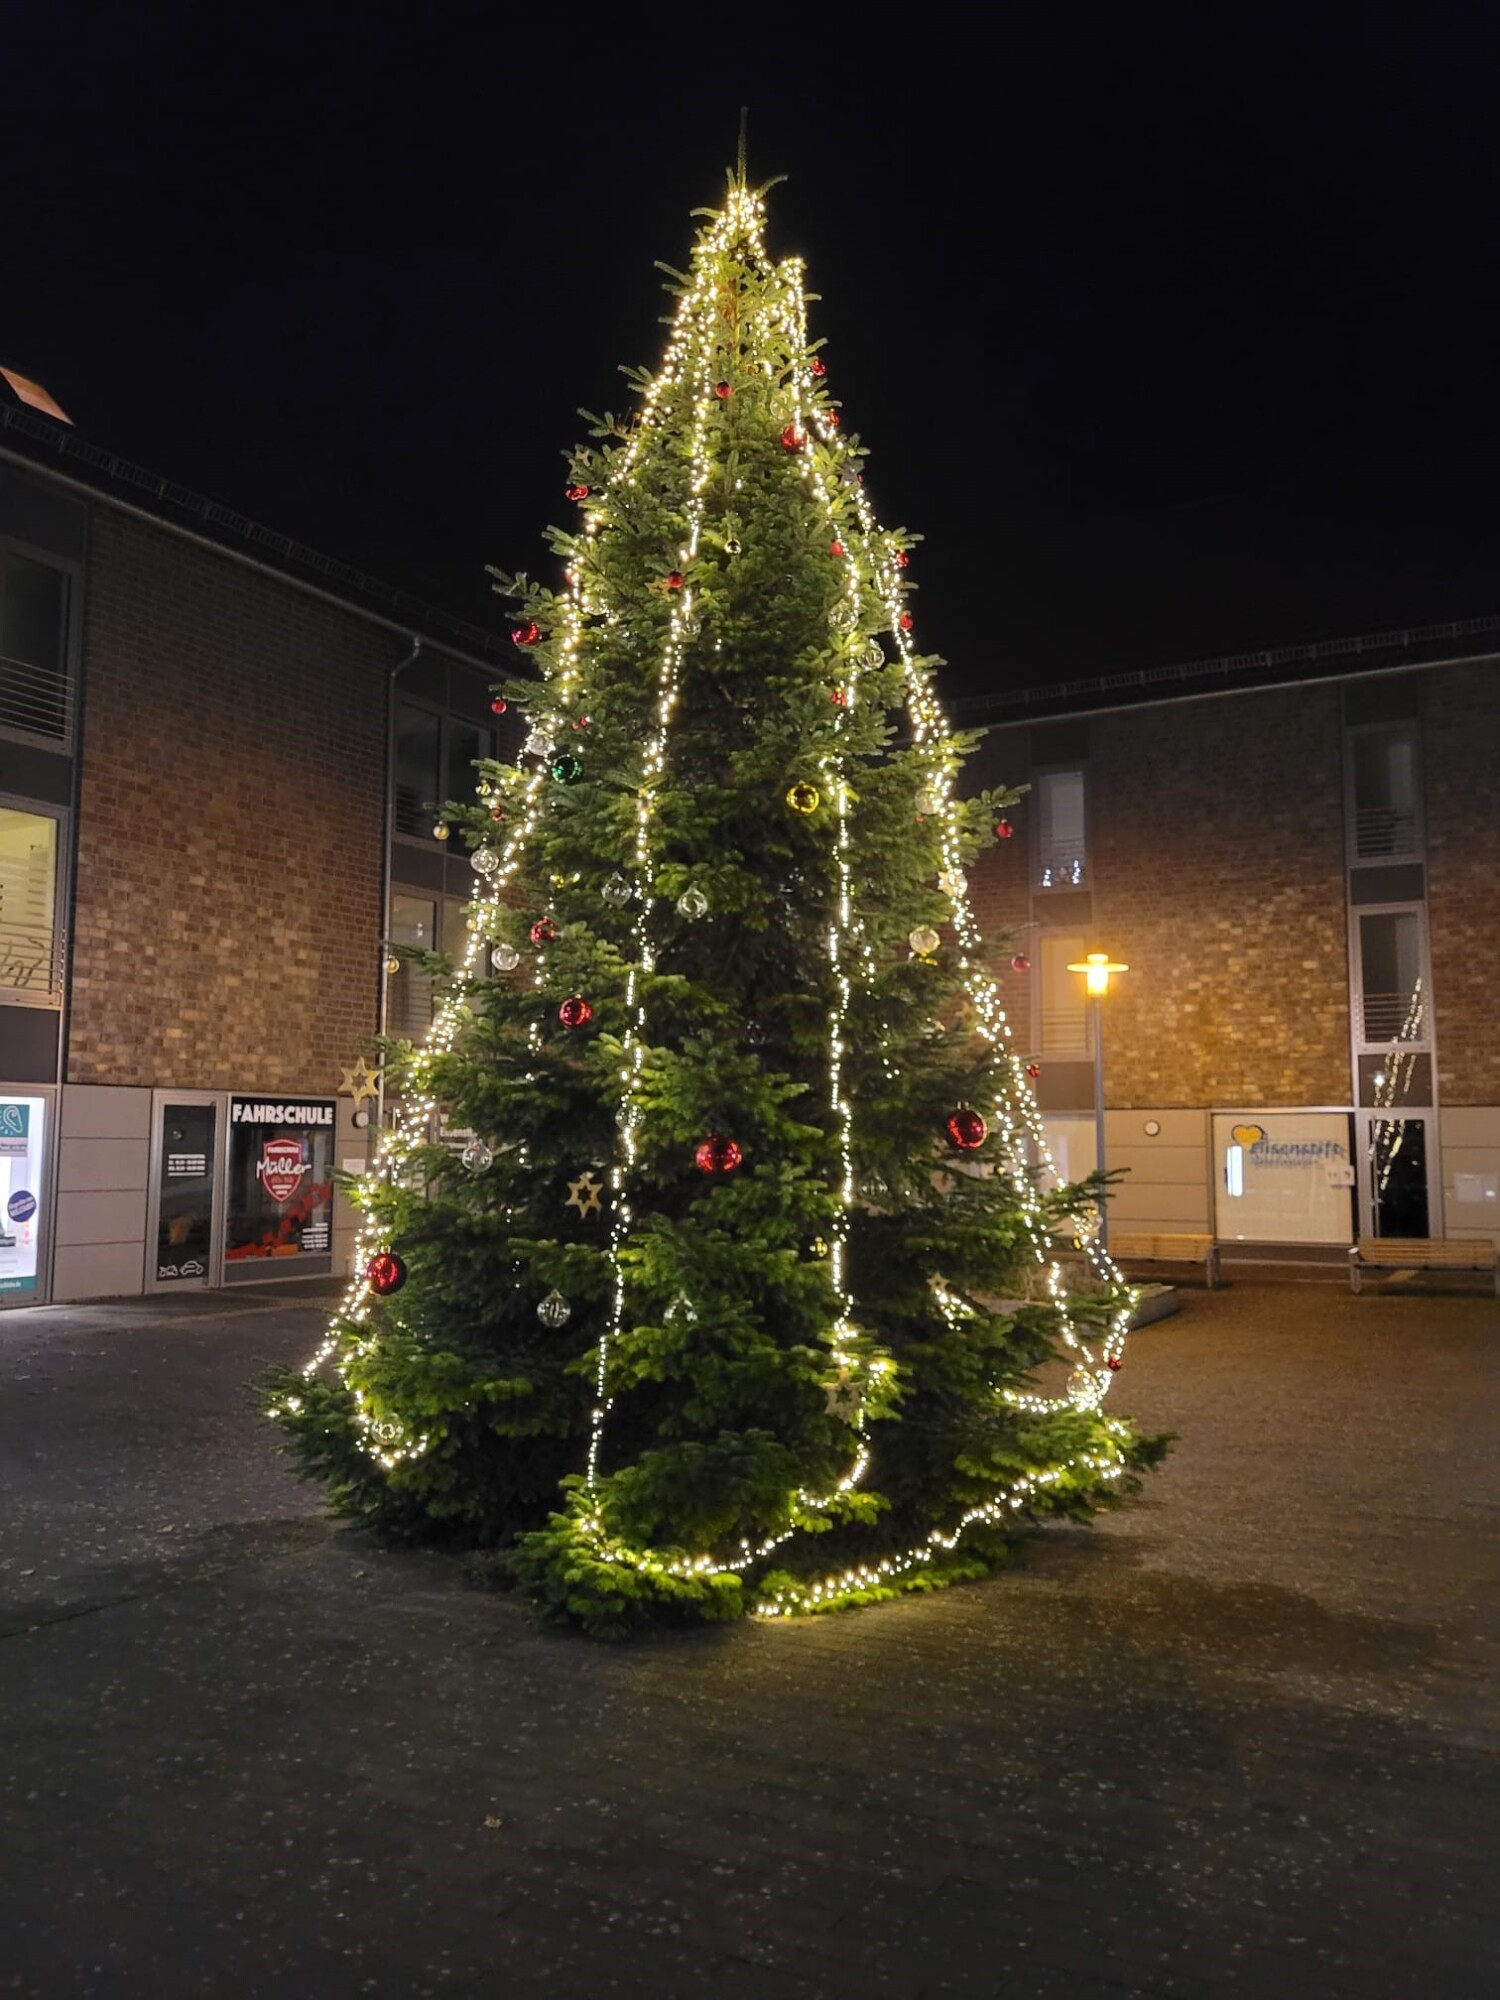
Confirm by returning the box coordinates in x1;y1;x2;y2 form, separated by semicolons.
565;1173;604;1218
339;1056;382;1108
824;1366;864;1419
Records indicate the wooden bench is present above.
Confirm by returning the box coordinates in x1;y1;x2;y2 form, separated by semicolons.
1110;1231;1221;1289
1349;1238;1499;1295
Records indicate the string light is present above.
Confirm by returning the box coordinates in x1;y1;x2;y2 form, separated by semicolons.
277;181;1141;1613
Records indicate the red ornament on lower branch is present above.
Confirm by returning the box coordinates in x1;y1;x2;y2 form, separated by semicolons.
511;621;540;648
1026;1063;1041;1079
695;1133;743;1175
558;995;594;1028
530;918;558;946
365;1251;407;1297
944;1106;987;1151
1107;1356;1124;1371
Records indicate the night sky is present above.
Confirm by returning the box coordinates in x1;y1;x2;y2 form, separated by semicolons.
7;9;1498;701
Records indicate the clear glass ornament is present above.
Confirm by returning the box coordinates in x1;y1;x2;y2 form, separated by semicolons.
664;1293;698;1325
471;847;500;876
861;642;885;671
537;1289;572;1329
908;926;941;957
601;873;632;908
524;727;553;758
490;942;521;972
461;1139;493;1174
915;788;942;817
827;598;858;633
676;885;709;921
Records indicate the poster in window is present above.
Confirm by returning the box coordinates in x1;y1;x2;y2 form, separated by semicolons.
1213;1111;1356;1245
0;1096;45;1294
224;1096;335;1282
155;1102;217;1282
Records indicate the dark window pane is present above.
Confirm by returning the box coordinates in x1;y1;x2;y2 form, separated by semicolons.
1367;1118;1429;1237
444;722;492;805
394;703;441;838
0;553;69;738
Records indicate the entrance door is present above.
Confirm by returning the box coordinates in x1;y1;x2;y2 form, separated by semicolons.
1362;1113;1435;1239
146;1092;224;1289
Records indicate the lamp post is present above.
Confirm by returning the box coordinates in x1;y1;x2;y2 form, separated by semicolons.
1067;951;1128;1250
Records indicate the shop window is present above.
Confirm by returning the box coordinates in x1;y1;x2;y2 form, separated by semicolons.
0;549;70;742
1038;931;1089;1053
1035;768;1086;888
0;807;60;999
1349;724;1419;860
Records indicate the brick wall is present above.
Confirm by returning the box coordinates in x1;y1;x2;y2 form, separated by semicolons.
1423;661;1500;1107
969;682;1353;1109
69;510;394;1091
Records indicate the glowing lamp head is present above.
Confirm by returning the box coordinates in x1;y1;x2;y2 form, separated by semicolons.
1068;950;1128;997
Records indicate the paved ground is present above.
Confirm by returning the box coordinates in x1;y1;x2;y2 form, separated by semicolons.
1;1276;1497;1999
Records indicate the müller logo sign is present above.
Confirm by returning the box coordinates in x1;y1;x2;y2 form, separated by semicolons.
257;1138;312;1204
230;1102;336;1127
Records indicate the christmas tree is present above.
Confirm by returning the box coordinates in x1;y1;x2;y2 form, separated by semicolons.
266;173;1167;1632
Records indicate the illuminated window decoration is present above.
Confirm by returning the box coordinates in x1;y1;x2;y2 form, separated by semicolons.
270;178;1146;1609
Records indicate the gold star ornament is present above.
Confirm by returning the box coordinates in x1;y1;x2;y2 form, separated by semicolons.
565;1173;604;1218
338;1056;382;1108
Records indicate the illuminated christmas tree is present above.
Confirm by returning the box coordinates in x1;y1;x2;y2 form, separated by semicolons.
266;173;1167;1630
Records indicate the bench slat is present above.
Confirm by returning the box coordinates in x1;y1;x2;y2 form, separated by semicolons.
1350;1237;1498;1294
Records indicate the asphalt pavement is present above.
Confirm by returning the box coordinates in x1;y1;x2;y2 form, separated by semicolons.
1;1274;1497;1998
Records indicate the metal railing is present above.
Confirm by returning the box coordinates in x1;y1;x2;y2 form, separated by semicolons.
0;648;72;742
1352;805;1419;860
0;917;65;1000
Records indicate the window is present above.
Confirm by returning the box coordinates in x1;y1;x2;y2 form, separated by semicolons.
0;550;71;742
1357;909;1424;1043
0;807;60;1000
1349;724;1419;860
387;893;437;1037
393;703;495;840
1035;768;1086;888
1038;931;1089;1053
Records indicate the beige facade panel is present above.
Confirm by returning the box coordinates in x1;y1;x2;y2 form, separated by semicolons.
57;1135;149;1194
52;1240;147;1302
53;1187;148;1247
1440;1106;1500;1150
59;1083;151;1142
1104;1109;1206;1149
1109;1179;1212;1229
1108;1143;1208;1187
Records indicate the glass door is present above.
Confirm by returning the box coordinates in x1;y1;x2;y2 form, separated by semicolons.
146;1092;224;1289
1363;1113;1432;1239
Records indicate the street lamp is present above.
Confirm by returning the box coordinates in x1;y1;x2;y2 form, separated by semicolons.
1067;952;1128;1249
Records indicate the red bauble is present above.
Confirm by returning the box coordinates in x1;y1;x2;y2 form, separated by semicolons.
1107;1357;1124;1372
565;483;590;501
899;612;914;631
530;918;557;946
665;571;684;590
895;549;910;569
1011;954;1031;973
945;1106;987;1151
572;714;590;730
695;1133;743;1175
1026;1063;1041;1078
994;818;1015;840
810;356;827;377
512;621;540;648
829;540;845;558
366;1251;407;1297
829;687;848;706
558;995;594;1028
826;410;840;429
490;696;508;715
714;380;732;399
780;423;805;452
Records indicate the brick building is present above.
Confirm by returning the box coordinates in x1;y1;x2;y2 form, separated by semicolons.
3;395;1495;1306
0;418;513;1306
962;630;1500;1259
